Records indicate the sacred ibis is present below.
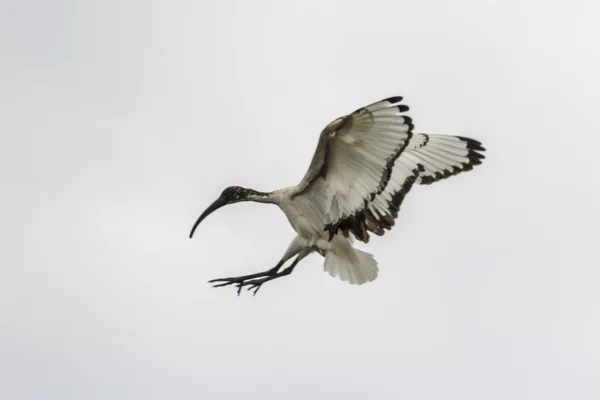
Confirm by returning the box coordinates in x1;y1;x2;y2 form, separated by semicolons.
190;96;485;295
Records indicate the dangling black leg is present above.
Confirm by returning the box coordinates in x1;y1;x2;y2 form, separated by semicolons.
239;254;305;296
208;260;285;296
208;249;311;296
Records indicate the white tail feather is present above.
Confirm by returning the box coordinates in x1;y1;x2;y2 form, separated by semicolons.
324;246;378;285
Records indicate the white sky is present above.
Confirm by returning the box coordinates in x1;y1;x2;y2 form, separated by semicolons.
1;1;599;399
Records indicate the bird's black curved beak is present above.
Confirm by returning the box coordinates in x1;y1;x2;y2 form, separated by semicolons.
189;194;229;238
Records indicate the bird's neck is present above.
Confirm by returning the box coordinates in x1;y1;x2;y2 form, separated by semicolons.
245;189;278;204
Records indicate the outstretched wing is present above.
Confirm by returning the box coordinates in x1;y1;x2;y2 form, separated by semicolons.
342;133;485;242
292;97;414;233
292;96;486;243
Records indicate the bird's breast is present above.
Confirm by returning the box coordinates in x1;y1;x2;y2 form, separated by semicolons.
279;201;325;242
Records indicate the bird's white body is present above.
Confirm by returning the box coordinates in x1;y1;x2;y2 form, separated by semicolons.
191;96;485;293
275;190;330;247
276;189;380;284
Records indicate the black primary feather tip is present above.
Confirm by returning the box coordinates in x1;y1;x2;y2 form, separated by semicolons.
383;96;404;104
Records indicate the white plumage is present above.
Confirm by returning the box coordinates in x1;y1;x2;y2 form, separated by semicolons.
190;96;485;295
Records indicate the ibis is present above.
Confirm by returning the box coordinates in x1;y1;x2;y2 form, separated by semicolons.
190;96;485;295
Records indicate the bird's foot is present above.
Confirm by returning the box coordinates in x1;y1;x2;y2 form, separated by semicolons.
208;265;293;296
208;265;281;296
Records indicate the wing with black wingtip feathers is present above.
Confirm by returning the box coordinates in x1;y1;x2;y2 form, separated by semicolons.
291;96;485;243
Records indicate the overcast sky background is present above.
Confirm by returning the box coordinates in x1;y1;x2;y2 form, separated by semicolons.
1;1;599;399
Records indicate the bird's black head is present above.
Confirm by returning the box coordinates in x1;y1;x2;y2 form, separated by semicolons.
189;186;264;238
220;186;250;204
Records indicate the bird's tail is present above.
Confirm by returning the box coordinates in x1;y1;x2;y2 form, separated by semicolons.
324;245;378;285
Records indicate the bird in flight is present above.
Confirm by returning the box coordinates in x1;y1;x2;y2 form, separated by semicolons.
190;96;485;295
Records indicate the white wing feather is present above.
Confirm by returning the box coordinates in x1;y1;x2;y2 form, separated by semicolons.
293;97;413;231
292;96;485;242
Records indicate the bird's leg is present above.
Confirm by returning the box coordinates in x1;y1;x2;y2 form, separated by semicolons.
209;236;312;296
208;259;286;295
239;250;310;296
